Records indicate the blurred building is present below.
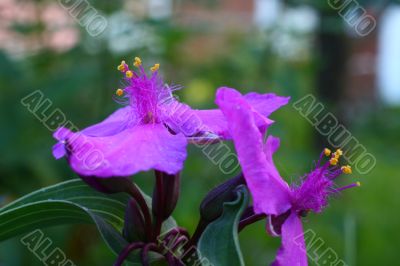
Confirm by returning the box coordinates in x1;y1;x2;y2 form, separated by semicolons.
344;29;378;110
378;5;400;106
175;0;254;31
1;0;398;107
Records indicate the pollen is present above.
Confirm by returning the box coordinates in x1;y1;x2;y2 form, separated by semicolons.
335;149;343;156
332;151;341;160
324;148;331;156
341;165;352;174
330;157;339;166
356;181;361;187
133;57;142;67
116;88;124;96
117;60;127;72
150;63;160;72
125;70;133;78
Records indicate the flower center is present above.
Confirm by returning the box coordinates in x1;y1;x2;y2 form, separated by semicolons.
114;57;167;125
291;148;360;214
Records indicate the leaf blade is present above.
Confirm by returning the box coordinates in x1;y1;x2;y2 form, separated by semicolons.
198;185;249;266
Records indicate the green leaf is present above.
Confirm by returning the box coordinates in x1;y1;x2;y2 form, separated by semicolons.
197;185;249;266
0;179;176;264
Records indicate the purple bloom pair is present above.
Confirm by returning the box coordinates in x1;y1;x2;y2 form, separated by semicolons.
52;58;358;266
216;87;359;266
52;57;289;179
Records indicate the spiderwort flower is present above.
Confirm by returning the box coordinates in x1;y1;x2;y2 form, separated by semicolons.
216;88;360;266
52;57;290;179
52;57;188;177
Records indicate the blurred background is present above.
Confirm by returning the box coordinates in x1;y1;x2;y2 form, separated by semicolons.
0;0;399;265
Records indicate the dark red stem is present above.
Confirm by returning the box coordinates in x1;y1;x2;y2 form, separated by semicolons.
153;171;165;240
126;184;152;240
113;242;144;266
141;243;158;266
238;213;267;232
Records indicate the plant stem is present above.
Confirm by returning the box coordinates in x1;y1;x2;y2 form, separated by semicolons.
141;243;158;266
238;213;266;232
113;242;144;266
126;183;153;240
183;218;208;250
153;171;165;241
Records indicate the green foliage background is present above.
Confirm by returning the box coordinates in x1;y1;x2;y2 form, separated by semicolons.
0;1;399;265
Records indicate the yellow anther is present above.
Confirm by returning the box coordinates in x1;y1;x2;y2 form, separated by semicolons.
125;70;133;78
324;148;331;157
150;63;160;72
116;88;124;96
330;157;339;166
133;57;142;67
356;182;361;187
335;149;343;156
341;165;352;174
117;60;127;72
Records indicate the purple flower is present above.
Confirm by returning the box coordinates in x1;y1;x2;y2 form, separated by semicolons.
52;58;187;178
52;58;289;179
216;87;360;266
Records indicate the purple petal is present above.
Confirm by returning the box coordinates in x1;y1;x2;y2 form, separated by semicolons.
244;92;290;117
52;107;136;160
266;210;291;237
191;109;229;138
263;136;283;182
271;211;308;266
82;106;136;137
64;124;187;177
161;100;203;137
161;87;285;141
192;108;274;140
52;142;66;159
216;87;292;215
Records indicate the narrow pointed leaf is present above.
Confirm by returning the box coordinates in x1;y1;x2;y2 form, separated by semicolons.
0;179;176;264
198;185;249;266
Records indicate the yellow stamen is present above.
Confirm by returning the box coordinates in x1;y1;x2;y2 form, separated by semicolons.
116;88;124;96
356;181;361;187
330;157;339;166
125;70;133;78
324;148;331;157
341;165;352;174
117;60;127;72
150;63;160;72
133;57;142;67
335;149;343;156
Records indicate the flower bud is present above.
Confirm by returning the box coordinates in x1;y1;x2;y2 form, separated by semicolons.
152;172;180;220
200;174;245;222
123;199;147;242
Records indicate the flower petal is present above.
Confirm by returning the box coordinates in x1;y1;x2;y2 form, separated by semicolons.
63;124;187;177
271;211;308;266
52;142;66;159
191;109;229;138
52;107;137;159
82;106;136;137
161;100;204;137
266;210;291;237
216;87;291;215
244;92;290;117
263;135;284;183
160;87;286;141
